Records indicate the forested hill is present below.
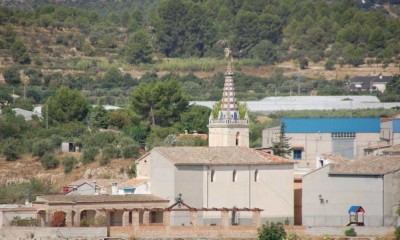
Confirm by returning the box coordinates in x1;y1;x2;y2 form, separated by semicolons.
1;0;400;63
1;0;400;106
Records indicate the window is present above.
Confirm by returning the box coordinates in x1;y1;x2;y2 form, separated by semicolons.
331;132;355;138
236;132;240;146
254;169;259;182
293;149;302;160
233;170;237;182
211;169;215;182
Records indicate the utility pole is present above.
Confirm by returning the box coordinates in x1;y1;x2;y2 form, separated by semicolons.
150;106;155;126
46;104;49;129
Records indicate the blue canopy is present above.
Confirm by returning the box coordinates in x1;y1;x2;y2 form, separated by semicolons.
348;206;365;213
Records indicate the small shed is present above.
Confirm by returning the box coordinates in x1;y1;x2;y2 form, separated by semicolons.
61;142;75;152
347;206;365;226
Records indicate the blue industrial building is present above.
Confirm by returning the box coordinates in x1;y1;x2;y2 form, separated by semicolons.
282;118;381;133
263;118;384;168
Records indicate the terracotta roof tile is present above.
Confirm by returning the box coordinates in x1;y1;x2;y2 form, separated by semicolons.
154;147;294;166
117;178;149;187
320;153;351;164
329;155;400;175
35;194;168;204
382;144;400;154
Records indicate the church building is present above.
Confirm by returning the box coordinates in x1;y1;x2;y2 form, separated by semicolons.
137;55;294;226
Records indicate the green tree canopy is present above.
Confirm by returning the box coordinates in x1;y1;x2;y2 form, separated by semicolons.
3;67;20;85
271;122;291;158
130;80;188;127
178;105;211;134
44;86;90;124
10;40;31;64
124;30;152;64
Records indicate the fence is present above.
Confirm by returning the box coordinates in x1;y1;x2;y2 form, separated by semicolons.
303;215;399;227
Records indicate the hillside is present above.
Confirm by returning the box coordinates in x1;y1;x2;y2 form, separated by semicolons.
0;0;399;104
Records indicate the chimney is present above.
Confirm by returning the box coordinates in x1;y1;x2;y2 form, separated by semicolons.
93;180;97;193
112;182;118;195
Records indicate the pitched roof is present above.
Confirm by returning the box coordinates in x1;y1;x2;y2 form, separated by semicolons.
382;144;400;155
320;153;351;165
154;147;294;166
117;178;149;188
35;194;168;204
68;179;124;188
329;155;400;175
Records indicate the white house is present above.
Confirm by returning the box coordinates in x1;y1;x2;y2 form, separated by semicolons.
302;155;400;226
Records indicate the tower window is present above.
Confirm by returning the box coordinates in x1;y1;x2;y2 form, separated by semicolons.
233;170;237;182
254;169;259;182
236;132;240;146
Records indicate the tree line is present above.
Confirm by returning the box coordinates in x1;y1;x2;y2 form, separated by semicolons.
1;0;400;65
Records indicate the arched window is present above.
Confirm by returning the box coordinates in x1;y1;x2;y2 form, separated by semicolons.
211;169;215;182
233;170;237;182
254;169;259;182
236;132;240;146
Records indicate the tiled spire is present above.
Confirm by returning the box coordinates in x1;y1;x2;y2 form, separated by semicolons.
219;60;238;120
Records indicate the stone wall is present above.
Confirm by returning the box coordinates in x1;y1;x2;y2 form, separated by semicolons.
0;227;107;240
306;226;396;236
110;225;260;239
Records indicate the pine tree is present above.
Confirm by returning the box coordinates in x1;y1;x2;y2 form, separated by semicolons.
271;122;291;158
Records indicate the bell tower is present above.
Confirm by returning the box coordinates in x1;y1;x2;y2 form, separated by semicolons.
208;49;249;147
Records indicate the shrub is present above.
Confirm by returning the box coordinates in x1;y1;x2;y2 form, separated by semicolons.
63;156;77;174
121;145;140;159
258;222;286;240
344;228;357;237
41;153;60;169
10;216;38;226
32;139;54;157
127;163;137;178
102;145;119;159
81;147;99;164
100;154;111;166
2;138;21;161
50;135;63;149
80;217;90;227
395;226;400;240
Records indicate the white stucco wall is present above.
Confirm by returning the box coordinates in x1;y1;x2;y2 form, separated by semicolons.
203;164;294;224
150;151;175;202
136;154;151;178
303;165;385;226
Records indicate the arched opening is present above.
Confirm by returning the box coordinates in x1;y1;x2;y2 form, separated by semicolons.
37;210;47;226
235;132;240;146
52;211;66;227
211;169;215;182
254;169;259;182
233;170;237;182
80;210;96;226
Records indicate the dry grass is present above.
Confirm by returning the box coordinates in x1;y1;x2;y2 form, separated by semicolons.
0;152;134;190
